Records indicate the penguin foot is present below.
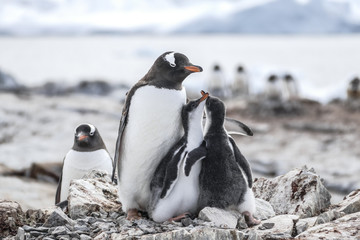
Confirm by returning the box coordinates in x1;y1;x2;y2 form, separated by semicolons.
126;208;142;221
168;212;191;222
243;211;261;227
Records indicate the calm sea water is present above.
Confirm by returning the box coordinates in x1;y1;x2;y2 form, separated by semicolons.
1;35;360;102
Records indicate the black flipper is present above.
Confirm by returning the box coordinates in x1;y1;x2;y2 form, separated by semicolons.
150;140;184;192
229;137;253;188
112;83;147;183
55;158;65;204
225;117;253;136
159;145;187;199
184;141;207;176
55;200;68;210
112;107;128;182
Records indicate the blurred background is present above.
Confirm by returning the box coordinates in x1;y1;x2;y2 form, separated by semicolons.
0;0;359;210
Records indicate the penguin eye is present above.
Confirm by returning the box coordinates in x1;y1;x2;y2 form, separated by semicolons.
89;132;94;136
169;63;176;68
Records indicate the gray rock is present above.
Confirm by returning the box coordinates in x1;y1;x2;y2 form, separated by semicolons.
334;189;360;214
253;166;331;218
16;227;25;240
246;230;262;240
80;234;92;240
254;198;275;220
51;226;68;236
57;235;70;240
29;231;44;237
181;217;193;227
43;237;55;240
23;226;49;232
0;69;22;92
24;207;56;226
0;200;24;237
315;209;344;225
198;207;242;228
94;232;109;240
115;227;247;240
295;209;346;235
295;217;317;235
68;170;122;220
74;223;90;233
43;208;75;227
250;214;299;240
237;215;248;230
296;211;360;239
92;221;115;232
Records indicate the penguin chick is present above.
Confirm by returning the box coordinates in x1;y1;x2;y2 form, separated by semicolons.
199;96;260;227
55;123;113;204
149;91;209;222
113;51;203;220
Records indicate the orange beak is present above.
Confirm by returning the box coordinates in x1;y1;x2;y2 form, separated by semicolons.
200;91;209;102
184;65;203;72
78;135;88;141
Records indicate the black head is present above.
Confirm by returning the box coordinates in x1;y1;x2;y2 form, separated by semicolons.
181;91;209;132
350;77;360;90
73;123;106;151
268;74;278;83
213;64;221;71
205;95;226;129
237;65;244;72
284;74;294;82
145;51;203;90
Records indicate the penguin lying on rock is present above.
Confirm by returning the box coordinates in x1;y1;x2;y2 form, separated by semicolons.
196;95;260;226
149;91;209;222
55;123;113;204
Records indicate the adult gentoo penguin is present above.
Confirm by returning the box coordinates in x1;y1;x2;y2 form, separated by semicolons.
281;74;298;101
233;65;249;97
347;77;360;100
113;51;203;220
265;74;282;100
55;123;113;204
198;96;260;226
149;91;209;222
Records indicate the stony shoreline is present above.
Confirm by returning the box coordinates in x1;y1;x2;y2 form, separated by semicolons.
1;168;359;240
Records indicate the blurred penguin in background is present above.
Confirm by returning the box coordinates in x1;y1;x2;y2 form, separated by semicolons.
347;77;360;100
232;65;249;97
281;74;299;101
265;74;282;101
208;64;230;99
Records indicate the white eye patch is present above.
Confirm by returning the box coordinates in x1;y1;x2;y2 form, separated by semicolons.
74;123;96;135
164;52;176;67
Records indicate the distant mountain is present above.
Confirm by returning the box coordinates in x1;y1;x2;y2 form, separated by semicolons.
0;0;359;35
175;0;359;34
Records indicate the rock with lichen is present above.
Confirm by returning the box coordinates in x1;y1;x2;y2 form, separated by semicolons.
252;166;331;218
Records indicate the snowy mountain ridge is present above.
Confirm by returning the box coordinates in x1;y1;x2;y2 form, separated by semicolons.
0;0;359;35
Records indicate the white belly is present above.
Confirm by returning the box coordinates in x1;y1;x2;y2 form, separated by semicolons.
119;86;186;211
151;149;202;222
151;124;204;222
60;149;113;202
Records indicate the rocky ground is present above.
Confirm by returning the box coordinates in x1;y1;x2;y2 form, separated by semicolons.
1;86;360;206
0;82;360;239
1;169;359;240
